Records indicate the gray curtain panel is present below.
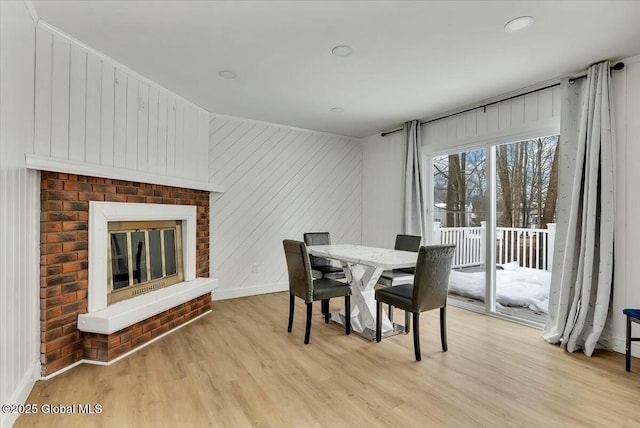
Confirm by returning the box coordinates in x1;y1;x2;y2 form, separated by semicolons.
543;61;615;356
403;120;426;241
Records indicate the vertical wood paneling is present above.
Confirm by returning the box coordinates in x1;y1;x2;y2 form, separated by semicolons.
100;62;115;166
125;76;138;170
209;116;362;296
85;54;102;164
68;46;86;162
182;104;194;179
137;82;149;172
476;110;488;135
423;86;561;152
524;93;539;123
552;86;562;117
34;27;52;156
167;97;176;176
157;92;168;174
1;4;40;424
510;97;525;128
498;102;510;130
147;87;159;174
199;111;209;181
113;69;127;168
537;89;553;120
175;101;184;174
50;37;70;159
486;105;499;132
32;23;210;184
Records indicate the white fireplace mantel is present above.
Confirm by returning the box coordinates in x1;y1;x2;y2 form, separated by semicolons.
87;201;197;313
79;201;217;334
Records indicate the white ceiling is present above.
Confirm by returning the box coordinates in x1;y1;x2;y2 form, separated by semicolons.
32;1;640;138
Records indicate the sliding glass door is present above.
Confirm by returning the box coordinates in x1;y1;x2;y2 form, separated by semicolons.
429;136;558;326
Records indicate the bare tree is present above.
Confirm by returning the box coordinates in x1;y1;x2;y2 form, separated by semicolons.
446;153;466;227
542;141;560;226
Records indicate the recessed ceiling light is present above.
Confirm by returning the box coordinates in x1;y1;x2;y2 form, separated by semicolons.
330;107;344;113
218;70;238;79
504;16;534;32
331;45;353;57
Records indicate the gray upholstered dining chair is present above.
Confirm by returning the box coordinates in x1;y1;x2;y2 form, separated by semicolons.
283;239;351;344
375;245;456;361
377;234;422;325
303;232;346;316
378;234;422;287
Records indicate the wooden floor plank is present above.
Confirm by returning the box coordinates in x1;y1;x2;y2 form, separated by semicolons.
16;292;640;427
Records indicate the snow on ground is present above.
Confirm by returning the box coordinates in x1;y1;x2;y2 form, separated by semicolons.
448;262;551;314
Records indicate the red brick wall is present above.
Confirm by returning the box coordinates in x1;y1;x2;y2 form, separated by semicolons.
83;294;211;362
40;172;211;375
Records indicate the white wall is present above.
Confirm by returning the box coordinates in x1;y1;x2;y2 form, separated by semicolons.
0;2;41;427
361;131;404;248
30;22;213;191
361;68;639;357
611;55;640;356
209;115;362;299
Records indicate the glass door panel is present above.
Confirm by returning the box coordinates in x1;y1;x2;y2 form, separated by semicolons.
432;149;487;312
493;136;558;324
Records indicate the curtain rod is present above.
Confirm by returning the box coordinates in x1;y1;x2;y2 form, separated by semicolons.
380;62;625;137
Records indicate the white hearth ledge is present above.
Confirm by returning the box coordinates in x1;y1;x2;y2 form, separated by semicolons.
77;277;218;334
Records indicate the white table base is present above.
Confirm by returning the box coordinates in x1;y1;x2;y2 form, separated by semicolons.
330;262;405;340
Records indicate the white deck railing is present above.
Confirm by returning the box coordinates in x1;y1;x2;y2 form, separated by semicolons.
434;222;556;271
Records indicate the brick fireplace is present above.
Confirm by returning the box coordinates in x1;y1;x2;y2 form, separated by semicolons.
40;171;213;376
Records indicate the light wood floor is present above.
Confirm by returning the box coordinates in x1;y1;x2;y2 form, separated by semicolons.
16;292;640;428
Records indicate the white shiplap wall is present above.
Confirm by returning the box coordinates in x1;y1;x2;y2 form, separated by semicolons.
1;2;40;428
423;85;561;154
209;115;362;299
31;22;214;191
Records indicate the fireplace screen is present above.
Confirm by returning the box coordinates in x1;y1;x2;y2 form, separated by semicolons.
108;220;183;304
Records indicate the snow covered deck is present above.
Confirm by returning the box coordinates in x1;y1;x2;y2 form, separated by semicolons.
448;262;551;315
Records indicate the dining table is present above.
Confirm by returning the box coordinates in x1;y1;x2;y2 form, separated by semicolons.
306;244;418;340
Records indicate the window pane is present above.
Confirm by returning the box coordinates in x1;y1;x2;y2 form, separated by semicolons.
111;233;129;290
164;229;177;276
131;231;147;284
149;230;163;280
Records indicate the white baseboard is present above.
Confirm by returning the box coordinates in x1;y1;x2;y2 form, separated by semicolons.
612;335;640;358
1;361;40;428
212;282;288;300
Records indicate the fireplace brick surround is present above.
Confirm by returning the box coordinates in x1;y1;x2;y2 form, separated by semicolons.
40;171;211;376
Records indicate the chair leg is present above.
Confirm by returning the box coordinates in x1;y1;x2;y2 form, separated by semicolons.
376;300;383;342
304;302;313;344
325;300;330;324
388;304;394;322
626;315;631;372
287;294;294;333
345;295;351;335
440;307;448;352
321;299;329;316
413;312;421;361
404;311;411;333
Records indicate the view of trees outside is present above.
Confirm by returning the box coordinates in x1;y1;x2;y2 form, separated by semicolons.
433;135;559;229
